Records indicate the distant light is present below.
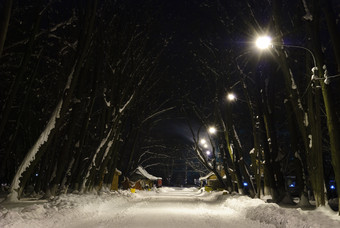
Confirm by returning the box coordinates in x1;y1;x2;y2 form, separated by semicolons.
256;35;272;50
289;183;295;188
243;182;248;187
200;139;207;145
208;127;216;134
330;185;335;190
227;93;236;101
35;173;39;177
203;144;208;148
206;150;211;155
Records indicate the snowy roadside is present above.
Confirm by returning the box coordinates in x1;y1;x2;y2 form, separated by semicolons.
0;187;339;228
222;194;340;228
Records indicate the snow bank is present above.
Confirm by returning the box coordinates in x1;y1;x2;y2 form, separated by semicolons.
1;188;339;228
223;194;340;228
0;191;133;228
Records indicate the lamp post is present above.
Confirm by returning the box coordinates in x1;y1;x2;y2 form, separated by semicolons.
254;34;338;206
255;35;331;84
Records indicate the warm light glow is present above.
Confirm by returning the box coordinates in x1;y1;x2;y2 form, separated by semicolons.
200;139;207;145
256;35;272;50
227;93;236;101
203;144;208;148
208;127;216;134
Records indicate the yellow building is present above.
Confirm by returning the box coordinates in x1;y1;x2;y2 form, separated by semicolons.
199;170;226;190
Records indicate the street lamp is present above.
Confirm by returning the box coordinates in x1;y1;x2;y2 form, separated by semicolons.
200;138;207;145
255;35;272;50
208;126;216;134
227;93;236;101
254;35;331;84
255;35;316;69
226;92;248;103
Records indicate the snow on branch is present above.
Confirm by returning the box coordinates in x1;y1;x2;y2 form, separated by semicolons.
7;100;63;201
119;92;135;113
301;0;313;21
81;128;113;192
141;107;176;124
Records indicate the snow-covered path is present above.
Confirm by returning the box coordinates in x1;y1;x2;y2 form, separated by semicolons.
77;188;271;228
1;187;340;228
58;188;272;228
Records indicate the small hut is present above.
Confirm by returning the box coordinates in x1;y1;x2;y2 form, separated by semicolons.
129;166;162;190
199;171;225;190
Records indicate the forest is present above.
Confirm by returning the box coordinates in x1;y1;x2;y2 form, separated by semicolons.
0;0;340;215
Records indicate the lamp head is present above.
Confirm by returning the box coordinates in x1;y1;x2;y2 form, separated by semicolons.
200;139;207;145
208;126;216;134
227;93;236;101
255;35;272;50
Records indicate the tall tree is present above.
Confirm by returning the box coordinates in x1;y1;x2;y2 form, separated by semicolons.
0;0;12;56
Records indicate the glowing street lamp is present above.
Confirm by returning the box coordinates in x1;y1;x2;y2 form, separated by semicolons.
254;34;333;84
200;138;207;145
208;126;216;134
255;35;272;50
227;93;236;101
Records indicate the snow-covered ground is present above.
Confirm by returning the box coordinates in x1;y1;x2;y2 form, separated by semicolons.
1;187;339;228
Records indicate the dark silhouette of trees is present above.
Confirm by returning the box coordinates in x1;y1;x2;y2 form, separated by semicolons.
0;0;339;215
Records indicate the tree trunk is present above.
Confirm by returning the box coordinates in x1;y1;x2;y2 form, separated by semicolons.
307;81;325;206
307;0;339;210
0;1;42;139
285;100;310;206
0;0;12;56
230;125;256;197
322;0;340;72
259;109;278;200
1;48;42;180
262;110;286;200
240;77;262;197
6;0;98;200
219;99;244;194
50;101;81;196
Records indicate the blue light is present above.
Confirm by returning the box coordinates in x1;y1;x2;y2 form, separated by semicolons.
289;183;295;188
330;185;335;190
35;173;39;177
243;182;248;187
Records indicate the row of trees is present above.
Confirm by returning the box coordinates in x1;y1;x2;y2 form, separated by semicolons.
0;0;177;200
180;0;340;214
0;0;339;215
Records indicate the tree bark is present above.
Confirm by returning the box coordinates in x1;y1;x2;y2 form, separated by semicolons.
322;0;340;72
307;0;339;210
6;0;98;200
0;1;42;140
0;0;12;56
